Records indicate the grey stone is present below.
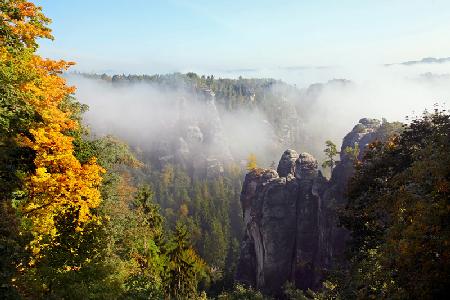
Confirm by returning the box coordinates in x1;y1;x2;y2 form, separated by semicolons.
236;118;388;297
277;149;299;177
236;152;325;296
295;152;318;180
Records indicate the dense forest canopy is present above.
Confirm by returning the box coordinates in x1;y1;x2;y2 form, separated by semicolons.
339;109;450;299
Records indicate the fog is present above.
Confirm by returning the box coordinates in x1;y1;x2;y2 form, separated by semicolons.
292;65;450;159
69;76;279;166
68;62;450;167
70;77;206;145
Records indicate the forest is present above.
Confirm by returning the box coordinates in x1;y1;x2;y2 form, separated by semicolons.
1;1;449;299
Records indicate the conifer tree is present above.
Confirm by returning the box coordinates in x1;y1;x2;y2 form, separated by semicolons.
322;140;338;173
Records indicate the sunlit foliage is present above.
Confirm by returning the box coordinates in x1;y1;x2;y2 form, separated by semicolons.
1;0;104;257
340;109;450;299
246;153;258;171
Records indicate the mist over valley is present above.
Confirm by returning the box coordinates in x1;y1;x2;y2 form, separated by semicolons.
2;1;450;298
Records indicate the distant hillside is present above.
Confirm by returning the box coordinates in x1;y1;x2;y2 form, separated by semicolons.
77;72;353;167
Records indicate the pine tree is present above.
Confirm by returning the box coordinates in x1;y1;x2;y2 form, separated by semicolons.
165;223;206;299
322;140;338;174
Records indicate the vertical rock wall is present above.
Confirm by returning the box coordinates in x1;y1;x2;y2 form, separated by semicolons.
235;118;384;296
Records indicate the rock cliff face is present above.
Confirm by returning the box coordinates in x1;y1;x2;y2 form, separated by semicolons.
235;118;386;296
235;150;327;296
156;89;232;178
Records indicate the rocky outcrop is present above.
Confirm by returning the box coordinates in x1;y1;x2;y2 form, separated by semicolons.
277;149;299;177
236;150;328;296
156;88;231;178
236;118;387;297
259;173;298;291
330;118;381;190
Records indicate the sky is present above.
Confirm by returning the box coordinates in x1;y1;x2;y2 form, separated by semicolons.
36;0;450;85
31;0;450;161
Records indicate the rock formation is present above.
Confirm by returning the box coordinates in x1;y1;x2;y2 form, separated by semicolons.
276;149;298;177
236;150;327;296
156;88;232;178
330;117;382;190
235;118;390;297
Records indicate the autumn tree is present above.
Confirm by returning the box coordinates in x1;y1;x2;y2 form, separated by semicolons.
1;0;105;257
0;1;106;297
1;2;233;298
246;153;258;171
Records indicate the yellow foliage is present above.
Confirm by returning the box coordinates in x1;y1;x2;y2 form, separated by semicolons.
179;203;189;217
161;164;174;186
246;153;258;171
0;0;52;48
1;0;104;255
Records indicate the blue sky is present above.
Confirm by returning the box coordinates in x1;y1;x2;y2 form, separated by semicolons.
36;0;450;77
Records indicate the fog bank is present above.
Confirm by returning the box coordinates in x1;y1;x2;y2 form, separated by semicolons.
68;64;450;166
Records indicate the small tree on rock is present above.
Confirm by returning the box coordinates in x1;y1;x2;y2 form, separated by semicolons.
344;142;360;163
322;140;339;174
246;153;258;171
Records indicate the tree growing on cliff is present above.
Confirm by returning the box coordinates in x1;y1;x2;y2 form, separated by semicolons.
344;142;359;163
246;153;258;171
322;140;339;174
